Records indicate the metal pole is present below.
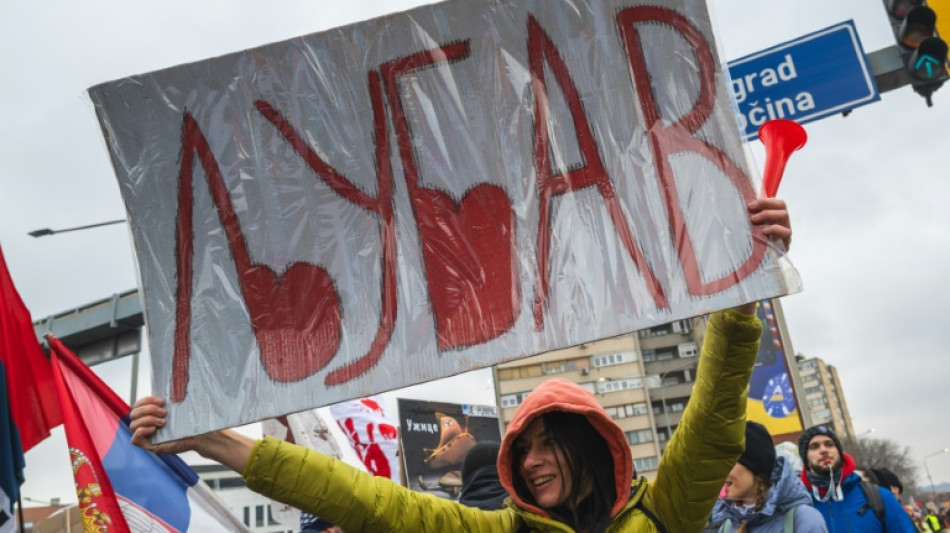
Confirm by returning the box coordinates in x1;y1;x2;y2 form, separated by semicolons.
924;448;949;496
659;386;671;444
28;219;126;238
129;351;140;405
16;493;25;533
925;457;937;496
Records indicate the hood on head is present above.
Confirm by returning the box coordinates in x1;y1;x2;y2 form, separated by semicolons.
711;456;812;525
497;378;633;518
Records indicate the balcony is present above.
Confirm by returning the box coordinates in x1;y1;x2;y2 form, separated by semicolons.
649;381;695;400
644;358;698;377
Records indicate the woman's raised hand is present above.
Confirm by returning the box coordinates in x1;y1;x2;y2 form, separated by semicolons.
130;395;256;473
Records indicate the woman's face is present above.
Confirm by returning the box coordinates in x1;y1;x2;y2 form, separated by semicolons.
515;418;575;509
723;462;758;502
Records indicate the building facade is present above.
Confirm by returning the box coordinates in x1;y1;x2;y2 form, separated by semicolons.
796;356;856;440
191;463;297;533
494;316;706;478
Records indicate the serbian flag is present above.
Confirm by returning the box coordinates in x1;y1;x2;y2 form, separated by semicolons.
48;336;249;533
0;244;61;451
0;364;25;533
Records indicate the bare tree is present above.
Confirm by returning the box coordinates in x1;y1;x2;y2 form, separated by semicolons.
843;436;919;495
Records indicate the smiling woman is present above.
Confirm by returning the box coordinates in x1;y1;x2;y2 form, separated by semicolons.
508;406;618;531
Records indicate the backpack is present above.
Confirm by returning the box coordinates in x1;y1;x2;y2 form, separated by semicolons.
856;480;886;531
720;506;796;533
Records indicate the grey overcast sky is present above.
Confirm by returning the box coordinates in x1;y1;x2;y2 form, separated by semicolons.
2;0;949;505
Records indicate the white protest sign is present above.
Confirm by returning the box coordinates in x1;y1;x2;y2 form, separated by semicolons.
89;0;799;441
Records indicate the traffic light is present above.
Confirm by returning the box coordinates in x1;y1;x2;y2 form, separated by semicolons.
883;0;949;106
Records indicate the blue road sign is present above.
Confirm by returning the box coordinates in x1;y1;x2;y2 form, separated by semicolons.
727;21;880;141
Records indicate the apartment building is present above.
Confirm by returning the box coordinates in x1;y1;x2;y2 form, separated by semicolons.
192;463;296;533
494;316;706;478
796;356;856;440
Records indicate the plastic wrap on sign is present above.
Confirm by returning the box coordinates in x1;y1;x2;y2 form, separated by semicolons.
88;0;801;442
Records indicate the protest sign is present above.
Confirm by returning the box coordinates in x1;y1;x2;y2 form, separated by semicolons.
397;399;502;499
89;0;799;440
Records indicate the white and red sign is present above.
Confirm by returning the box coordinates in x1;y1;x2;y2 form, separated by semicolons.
90;0;799;440
328;396;402;484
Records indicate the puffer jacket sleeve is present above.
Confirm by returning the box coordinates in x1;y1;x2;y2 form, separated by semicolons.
649;309;762;533
243;436;519;533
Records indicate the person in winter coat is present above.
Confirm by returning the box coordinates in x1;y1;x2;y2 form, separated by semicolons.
459;442;508;510
130;201;791;533
798;425;916;533
705;421;826;533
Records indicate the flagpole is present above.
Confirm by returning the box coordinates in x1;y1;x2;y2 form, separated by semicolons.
16;493;25;533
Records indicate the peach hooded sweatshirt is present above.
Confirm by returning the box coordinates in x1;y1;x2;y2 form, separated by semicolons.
497;377;634;519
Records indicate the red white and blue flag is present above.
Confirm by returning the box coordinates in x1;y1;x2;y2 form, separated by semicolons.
48;335;249;533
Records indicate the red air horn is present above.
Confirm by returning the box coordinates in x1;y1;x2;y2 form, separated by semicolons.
758;119;807;198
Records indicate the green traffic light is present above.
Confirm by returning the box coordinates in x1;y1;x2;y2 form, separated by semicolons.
909;37;950;80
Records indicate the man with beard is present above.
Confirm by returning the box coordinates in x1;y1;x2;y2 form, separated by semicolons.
798;425;915;532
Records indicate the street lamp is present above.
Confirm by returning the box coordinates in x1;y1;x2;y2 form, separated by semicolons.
28;218;126;238
924;447;949;495
857;428;876;438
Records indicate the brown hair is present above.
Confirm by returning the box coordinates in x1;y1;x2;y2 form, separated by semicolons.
735;476;771;533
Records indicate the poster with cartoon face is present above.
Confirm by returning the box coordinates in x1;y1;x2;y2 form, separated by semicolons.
397;398;501;499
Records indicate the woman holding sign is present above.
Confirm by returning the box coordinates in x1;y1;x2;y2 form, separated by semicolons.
132;199;791;533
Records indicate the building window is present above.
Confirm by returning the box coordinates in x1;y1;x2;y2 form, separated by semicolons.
605;402;649;419
634;456;659;472
592;350;637;368
218;477;246;489
642;350;656;362
497;368;518;380
501;391;530;408
255;505;264;528
626;428;654;445
543;359;575;374
497;366;544;379
597;377;643;394
243;507;250;527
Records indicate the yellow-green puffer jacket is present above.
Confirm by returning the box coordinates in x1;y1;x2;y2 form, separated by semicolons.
243;309;762;532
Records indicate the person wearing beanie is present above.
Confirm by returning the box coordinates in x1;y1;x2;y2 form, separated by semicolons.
871;467;905;502
459;441;509;510
798;425;916;532
706;421;826;532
